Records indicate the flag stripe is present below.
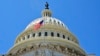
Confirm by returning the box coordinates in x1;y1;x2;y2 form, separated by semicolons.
33;20;44;30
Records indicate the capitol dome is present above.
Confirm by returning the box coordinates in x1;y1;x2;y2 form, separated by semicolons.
25;17;68;30
7;2;87;56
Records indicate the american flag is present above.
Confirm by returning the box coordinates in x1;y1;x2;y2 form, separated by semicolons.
33;20;44;30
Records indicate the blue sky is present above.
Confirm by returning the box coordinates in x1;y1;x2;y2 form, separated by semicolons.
0;0;99;56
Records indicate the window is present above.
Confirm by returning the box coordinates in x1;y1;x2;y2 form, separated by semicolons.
33;33;35;37
62;23;63;26
68;37;70;40
51;32;54;37
38;32;41;36
58;22;60;24
8;53;12;56
57;33;60;37
54;20;56;23
63;35;65;39
45;32;48;36
30;46;34;49
23;37;25;40
27;35;30;39
23;48;26;51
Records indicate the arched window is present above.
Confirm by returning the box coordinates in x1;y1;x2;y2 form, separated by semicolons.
68;37;70;40
58;21;60;25
62;23;63;26
23;48;26;52
38;32;41;36
57;33;60;37
22;37;25;40
63;35;65;39
54;20;56;23
33;33;35;37
45;32;48;36
51;32;54;37
30;46;34;49
8;53;12;56
27;35;30;39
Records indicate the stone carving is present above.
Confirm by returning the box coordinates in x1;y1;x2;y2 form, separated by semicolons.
30;46;34;50
8;43;85;56
56;45;62;52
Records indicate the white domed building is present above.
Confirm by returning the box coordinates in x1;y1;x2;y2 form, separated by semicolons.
6;2;95;56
